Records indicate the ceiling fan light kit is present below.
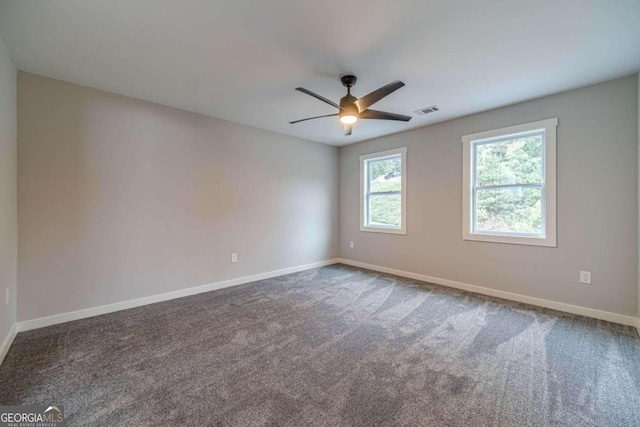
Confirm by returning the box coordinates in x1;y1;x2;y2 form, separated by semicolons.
338;75;359;126
291;75;411;136
340;114;357;124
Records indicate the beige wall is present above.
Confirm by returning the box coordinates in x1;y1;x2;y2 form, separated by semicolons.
14;71;640;324
339;76;638;317
0;36;17;344
18;73;338;322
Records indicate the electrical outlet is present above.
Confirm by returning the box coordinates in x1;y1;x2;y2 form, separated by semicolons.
5;287;9;305
231;253;238;263
580;271;592;284
349;241;354;249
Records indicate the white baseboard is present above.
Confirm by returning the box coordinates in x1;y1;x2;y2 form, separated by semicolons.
13;258;640;334
0;323;18;365
18;259;340;332
337;258;640;328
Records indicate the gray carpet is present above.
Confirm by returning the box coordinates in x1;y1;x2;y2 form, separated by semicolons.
1;264;639;426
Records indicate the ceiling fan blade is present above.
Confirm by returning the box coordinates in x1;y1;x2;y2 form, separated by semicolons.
295;87;342;110
289;113;339;124
354;80;405;112
343;124;353;136
359;109;412;122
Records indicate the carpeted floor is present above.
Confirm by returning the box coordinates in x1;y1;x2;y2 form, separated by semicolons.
1;264;639;426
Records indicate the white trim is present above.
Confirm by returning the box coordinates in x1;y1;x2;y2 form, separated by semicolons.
359;147;407;162
0;323;18;365
18;259;340;332
462;118;558;247
12;257;639;336
337;258;639;327
461;118;559;144
360;147;407;235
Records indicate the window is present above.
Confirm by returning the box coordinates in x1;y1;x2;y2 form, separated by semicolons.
360;148;407;234
462;118;557;247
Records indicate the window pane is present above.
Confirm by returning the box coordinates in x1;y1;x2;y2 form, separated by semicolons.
369;194;401;227
369;156;401;193
476;133;543;186
475;186;542;234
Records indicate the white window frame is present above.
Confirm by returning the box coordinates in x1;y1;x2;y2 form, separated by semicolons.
462;118;557;247
360;147;407;235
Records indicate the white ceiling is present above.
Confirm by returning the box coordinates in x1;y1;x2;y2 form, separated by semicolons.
1;0;639;146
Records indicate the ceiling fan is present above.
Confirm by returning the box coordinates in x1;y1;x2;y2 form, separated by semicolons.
290;75;412;136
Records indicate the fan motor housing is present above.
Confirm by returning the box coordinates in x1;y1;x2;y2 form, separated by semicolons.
339;94;359;117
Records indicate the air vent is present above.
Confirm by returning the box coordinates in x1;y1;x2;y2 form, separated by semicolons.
414;105;440;115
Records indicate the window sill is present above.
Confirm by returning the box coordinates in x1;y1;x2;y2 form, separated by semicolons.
361;226;406;235
463;232;556;247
